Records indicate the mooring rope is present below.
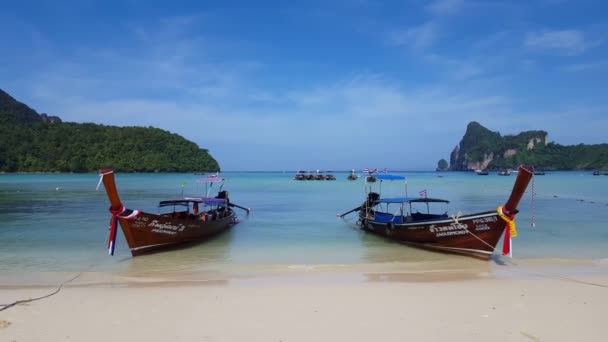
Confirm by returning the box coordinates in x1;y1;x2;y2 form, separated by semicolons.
445;210;502;253
500;258;608;289
0;272;84;312
459;217;502;253
450;211;462;224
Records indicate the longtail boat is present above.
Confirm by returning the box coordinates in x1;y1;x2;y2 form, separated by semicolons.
347;170;358;180
338;165;535;260
98;169;250;256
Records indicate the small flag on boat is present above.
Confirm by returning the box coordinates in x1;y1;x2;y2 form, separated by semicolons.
419;189;427;197
372;168;378;173
181;181;186;188
363;168;369;173
383;168;388;174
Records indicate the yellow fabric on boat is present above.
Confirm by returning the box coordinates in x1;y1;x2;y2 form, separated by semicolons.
497;206;517;238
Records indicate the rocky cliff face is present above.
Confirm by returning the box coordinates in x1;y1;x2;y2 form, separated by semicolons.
449;122;548;171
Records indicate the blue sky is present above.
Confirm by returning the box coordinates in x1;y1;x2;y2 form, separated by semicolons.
1;0;607;171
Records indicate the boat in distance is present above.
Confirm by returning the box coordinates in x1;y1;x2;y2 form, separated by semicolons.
338;165;535;260
98;168;250;256
347;169;359;180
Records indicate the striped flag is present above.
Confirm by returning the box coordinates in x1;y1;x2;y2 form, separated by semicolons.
383;168;388;174
363;168;369;173
419;189;427;197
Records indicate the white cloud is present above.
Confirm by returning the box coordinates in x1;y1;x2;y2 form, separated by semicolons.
524;29;588;55
388;21;438;50
6;8;607;170
27;67;519;170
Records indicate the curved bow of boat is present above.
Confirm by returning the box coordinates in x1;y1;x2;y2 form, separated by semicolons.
499;164;535;257
503;165;535;215
98;168;124;256
98;168;123;211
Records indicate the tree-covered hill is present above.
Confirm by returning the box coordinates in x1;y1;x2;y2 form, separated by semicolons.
0;88;219;173
448;121;608;171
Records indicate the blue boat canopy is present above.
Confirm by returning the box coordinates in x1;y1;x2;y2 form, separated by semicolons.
374;174;406;181
373;197;449;204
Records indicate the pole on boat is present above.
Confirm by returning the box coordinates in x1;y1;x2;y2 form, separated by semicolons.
504;165;535;214
98;168;123;211
98;168;124;256
228;202;251;214
337;205;362;218
500;164;535;257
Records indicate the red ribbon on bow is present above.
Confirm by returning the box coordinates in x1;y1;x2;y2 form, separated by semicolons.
108;205;124;256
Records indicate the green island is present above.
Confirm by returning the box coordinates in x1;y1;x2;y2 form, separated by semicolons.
448;121;608;171
0;89;219;173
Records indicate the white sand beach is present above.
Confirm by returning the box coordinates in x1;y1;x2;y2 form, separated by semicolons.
2;264;608;342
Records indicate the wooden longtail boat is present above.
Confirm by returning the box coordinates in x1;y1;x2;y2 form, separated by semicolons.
347;170;358;180
338;165;535;260
98;169;250;256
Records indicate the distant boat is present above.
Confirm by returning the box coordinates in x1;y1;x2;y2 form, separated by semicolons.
347;170;358;181
534;171;546;175
305;171;315;180
498;169;512;176
325;171;336;180
338;165;535;260
592;170;608;176
98;169;249;256
475;170;489;175
294;170;306;180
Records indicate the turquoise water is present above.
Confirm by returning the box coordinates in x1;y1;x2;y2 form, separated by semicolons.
1;171;607;280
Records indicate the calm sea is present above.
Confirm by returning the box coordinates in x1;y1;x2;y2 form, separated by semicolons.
1;171;607;283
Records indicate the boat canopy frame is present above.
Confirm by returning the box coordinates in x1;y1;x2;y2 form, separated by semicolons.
195;176;225;198
365;174;409;200
364;175;450;217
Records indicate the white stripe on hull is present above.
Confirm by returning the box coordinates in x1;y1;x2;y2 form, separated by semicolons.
422;244;494;256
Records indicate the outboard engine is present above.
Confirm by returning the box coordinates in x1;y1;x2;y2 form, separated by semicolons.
216;190;229;199
363;192;380;216
216;190;230;208
366;192;380;207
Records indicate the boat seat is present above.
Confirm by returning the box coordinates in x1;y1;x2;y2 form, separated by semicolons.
373;213;404;223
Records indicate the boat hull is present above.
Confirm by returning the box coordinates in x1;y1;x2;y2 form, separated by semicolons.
359;210;505;260
116;209;235;256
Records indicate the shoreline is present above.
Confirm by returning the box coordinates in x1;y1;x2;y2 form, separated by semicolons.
2;256;608;287
2;269;607;341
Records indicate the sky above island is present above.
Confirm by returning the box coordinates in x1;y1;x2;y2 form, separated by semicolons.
1;0;607;171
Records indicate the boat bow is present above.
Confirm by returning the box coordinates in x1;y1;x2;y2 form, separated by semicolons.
98;168;125;256
498;165;535;256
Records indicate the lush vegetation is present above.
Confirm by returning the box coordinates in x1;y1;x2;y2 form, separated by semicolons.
0;89;219;173
436;159;448;171
450;121;608;170
490;142;608;170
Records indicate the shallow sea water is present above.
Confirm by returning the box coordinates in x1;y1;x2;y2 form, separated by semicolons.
1;171;607;284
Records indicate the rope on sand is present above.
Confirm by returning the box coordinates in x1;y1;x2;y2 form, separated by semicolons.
0;272;83;312
499;258;608;289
